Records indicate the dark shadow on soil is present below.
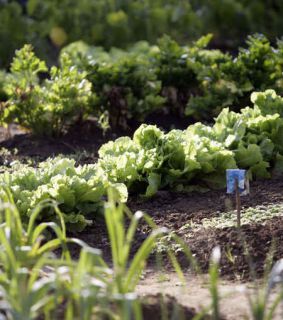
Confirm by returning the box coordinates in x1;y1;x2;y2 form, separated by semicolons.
0;121;121;161
0;110;192;162
140;294;215;320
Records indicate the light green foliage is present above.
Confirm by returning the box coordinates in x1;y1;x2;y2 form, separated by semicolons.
0;157;127;231
2;45;94;136
97;126;164;196
98;90;283;196
98;137;142;185
9;44;48;84
213;99;283;178
251;89;283;118
98;121;235;195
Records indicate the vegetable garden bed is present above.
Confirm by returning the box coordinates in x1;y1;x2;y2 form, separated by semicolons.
2;127;283;282
1;35;283;319
1;92;283;279
1;118;283;319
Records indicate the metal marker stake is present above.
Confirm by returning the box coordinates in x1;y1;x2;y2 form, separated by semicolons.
234;178;241;228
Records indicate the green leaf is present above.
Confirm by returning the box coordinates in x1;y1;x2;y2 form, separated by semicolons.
145;173;161;197
235;144;263;168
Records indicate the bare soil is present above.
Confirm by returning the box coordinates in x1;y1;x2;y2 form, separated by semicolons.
140;292;210;320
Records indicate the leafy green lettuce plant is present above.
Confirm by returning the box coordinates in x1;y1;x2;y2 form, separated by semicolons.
0;157;127;231
98;90;283;196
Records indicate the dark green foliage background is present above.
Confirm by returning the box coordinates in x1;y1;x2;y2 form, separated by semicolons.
1;0;283;68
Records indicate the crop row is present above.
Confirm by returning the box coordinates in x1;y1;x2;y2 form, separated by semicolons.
1;34;283;136
1;89;283;230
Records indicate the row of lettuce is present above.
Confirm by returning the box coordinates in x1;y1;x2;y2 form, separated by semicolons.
1;89;283;230
1;0;283;68
1;34;283;135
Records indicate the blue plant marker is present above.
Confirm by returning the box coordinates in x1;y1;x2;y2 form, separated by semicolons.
226;169;247;228
226;169;246;194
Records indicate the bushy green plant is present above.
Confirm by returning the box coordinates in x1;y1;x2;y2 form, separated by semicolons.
153;35;200;116
186;34;283;119
2;45;94;136
62;34;283;125
81;50;164;129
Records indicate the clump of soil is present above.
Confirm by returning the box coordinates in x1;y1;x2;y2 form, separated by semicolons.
140;293;215;320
